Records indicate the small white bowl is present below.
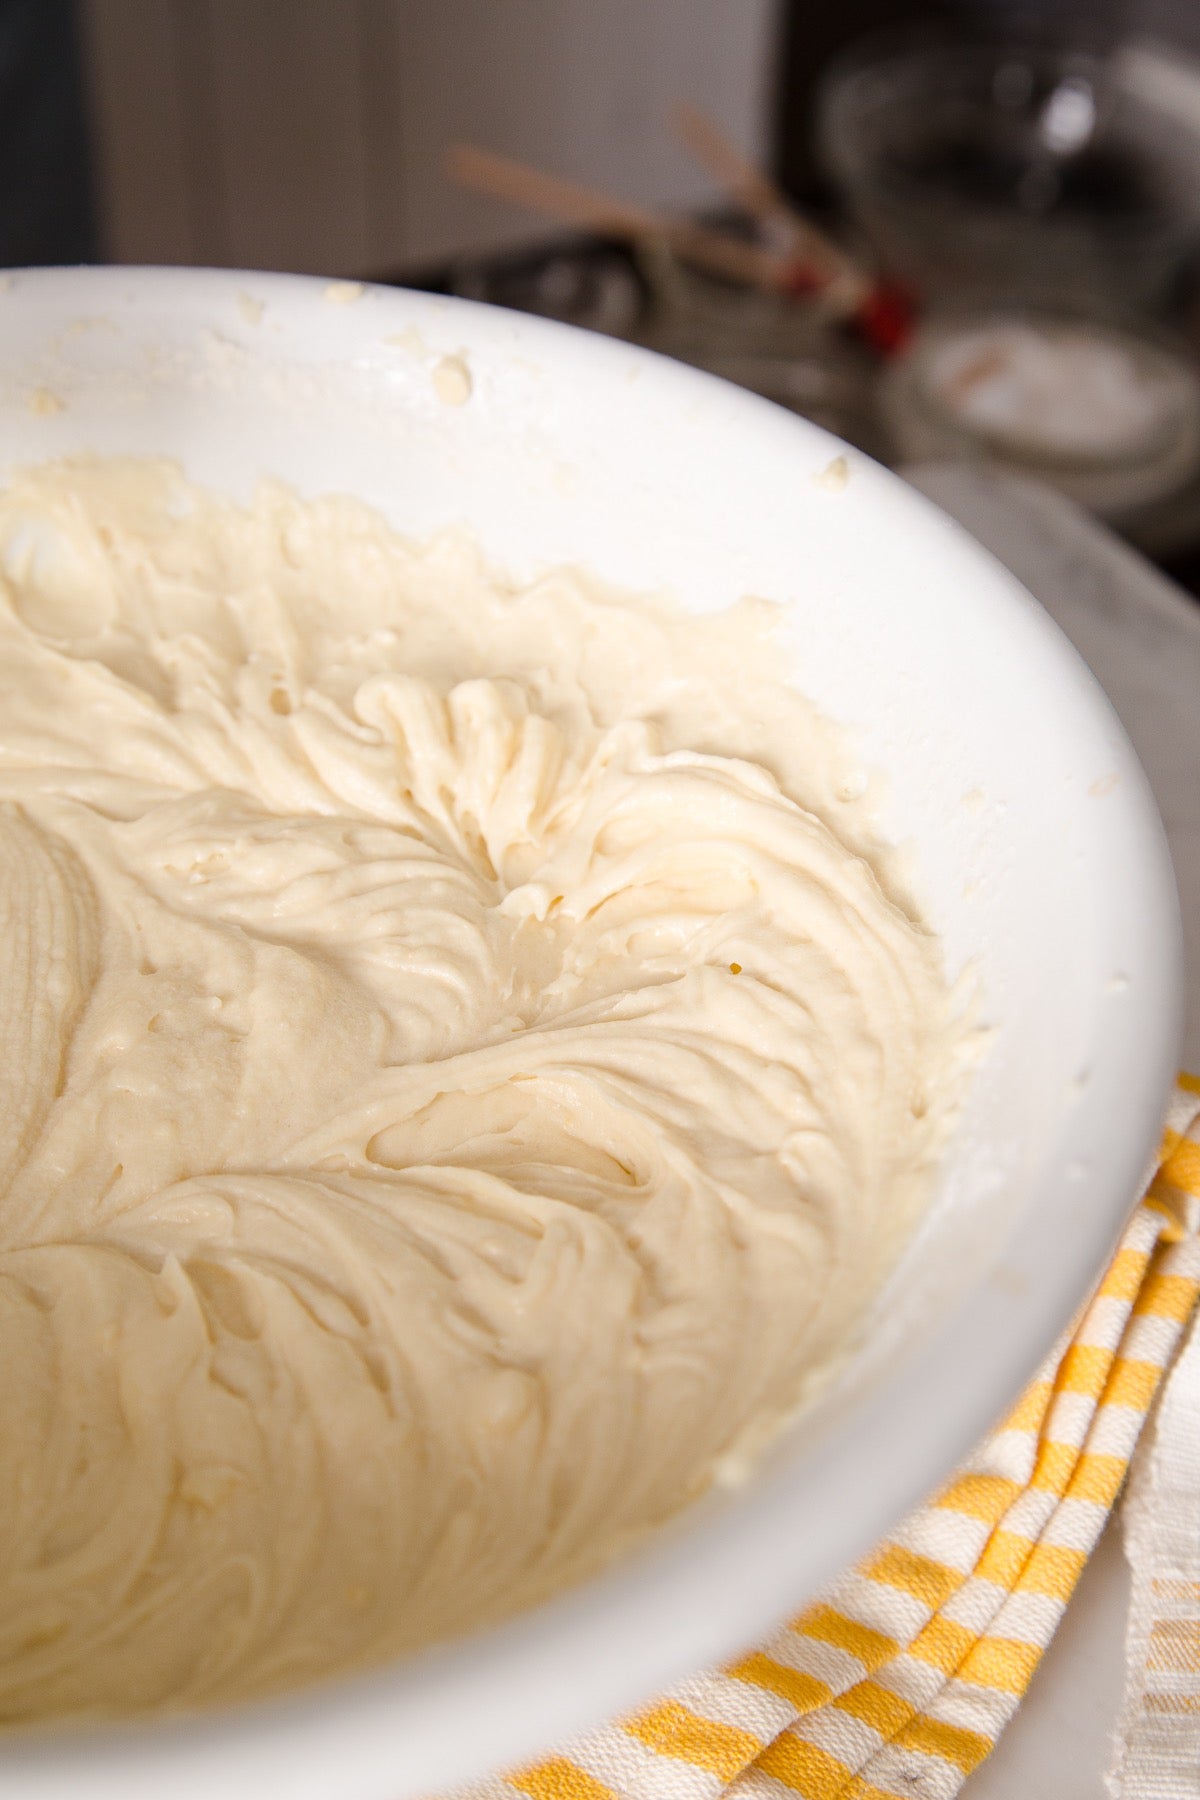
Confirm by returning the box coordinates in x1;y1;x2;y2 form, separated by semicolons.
0;268;1180;1800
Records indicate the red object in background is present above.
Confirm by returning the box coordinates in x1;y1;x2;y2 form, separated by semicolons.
781;260;915;357
853;280;915;356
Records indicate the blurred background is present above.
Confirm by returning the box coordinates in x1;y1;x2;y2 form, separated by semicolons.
16;0;1200;571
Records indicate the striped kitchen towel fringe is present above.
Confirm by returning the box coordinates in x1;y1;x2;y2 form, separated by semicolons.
472;1076;1200;1800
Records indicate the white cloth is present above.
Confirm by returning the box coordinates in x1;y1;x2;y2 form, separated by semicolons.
1110;1301;1200;1797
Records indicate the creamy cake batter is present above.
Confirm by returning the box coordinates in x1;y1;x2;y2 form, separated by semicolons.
0;459;966;1723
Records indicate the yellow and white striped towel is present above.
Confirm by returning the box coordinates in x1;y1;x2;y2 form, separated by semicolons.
470;1077;1200;1800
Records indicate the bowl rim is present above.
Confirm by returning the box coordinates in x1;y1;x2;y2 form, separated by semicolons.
0;265;1182;1800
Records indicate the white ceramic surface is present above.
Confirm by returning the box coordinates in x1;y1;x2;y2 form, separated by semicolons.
903;461;1200;1799
0;268;1181;1800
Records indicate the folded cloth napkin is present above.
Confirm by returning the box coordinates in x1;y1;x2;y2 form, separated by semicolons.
465;1077;1200;1800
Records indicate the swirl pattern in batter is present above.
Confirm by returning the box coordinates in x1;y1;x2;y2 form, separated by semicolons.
0;459;967;1723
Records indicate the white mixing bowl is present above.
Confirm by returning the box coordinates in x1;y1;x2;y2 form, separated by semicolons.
0;268;1180;1800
